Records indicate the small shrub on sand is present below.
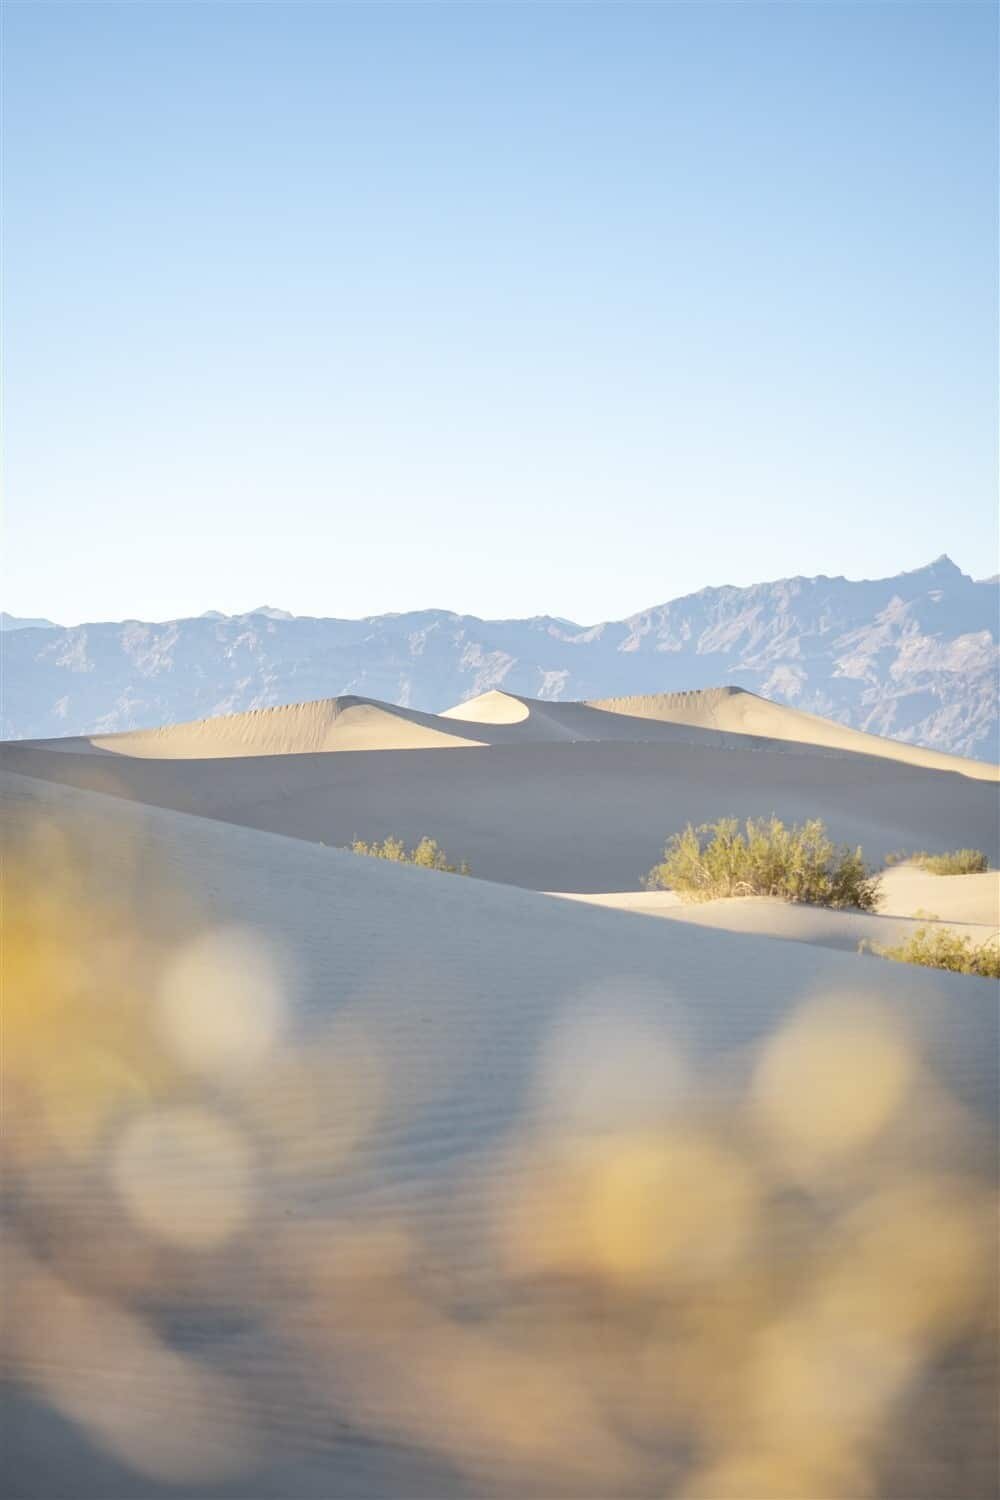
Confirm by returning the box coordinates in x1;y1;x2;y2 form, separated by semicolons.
864;926;1000;979
644;816;882;911
350;835;470;875
909;849;990;876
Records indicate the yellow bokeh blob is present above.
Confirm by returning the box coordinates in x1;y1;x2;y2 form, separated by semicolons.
752;998;914;1168
111;1107;254;1249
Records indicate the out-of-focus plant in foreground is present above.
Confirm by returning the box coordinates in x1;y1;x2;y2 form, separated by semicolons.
3;815;995;1498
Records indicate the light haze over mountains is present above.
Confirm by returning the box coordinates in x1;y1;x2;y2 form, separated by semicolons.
4;556;997;761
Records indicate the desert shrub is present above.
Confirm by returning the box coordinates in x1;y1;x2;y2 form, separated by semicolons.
350;835;470;875
909;849;990;876
644;816;882;911
864;926;1000;979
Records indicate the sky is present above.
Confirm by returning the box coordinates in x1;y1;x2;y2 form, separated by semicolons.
4;1;997;627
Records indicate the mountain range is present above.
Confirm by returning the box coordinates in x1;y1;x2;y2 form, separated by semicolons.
3;555;997;760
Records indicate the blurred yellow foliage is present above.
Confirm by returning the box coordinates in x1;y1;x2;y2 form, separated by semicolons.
2;810;996;1497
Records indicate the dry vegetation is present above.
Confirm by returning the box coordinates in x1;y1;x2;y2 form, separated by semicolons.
912;849;989;876
884;848;989;875
350;835;470;874
865;926;1000;979
645;816;882;911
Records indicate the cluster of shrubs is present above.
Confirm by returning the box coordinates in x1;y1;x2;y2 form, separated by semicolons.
865;927;1000;981
885;849;990;876
644;817;882;912
645;819;997;980
350;835;470;875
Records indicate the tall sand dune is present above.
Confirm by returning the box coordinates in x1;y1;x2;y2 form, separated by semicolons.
27;685;1000;780
441;689;740;746
40;696;485;758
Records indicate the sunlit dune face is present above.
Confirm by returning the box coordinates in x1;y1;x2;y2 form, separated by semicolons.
3;812;997;1497
440;689;530;724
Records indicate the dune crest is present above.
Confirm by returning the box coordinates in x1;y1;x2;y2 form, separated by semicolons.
587;687;999;782
440;690;531;725
79;696;483;759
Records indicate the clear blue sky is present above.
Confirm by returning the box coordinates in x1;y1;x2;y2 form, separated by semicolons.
4;1;997;625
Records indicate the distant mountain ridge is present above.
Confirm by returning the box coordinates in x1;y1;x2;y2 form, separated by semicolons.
0;611;58;632
3;556;997;760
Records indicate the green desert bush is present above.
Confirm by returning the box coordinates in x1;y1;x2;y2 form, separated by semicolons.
644;816;882;911
350;835;470;875
864;926;1000;980
909;849;990;876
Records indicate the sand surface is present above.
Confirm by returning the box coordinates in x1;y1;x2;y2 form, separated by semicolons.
4;732;996;891
4;768;997;1497
878;863;1000;924
25;684;1000;780
588;687;1000;781
37;696;486;757
4;685;998;1498
551;870;998;956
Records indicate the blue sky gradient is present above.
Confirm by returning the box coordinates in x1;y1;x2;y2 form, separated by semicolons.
5;1;997;624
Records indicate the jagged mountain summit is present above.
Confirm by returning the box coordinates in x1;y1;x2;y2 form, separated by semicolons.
3;556;997;760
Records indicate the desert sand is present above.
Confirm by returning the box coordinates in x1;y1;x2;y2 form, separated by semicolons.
552;864;999;952
30;684;1000;779
588;686;1000;782
4;689;998;890
34;695;487;757
4;686;998;1498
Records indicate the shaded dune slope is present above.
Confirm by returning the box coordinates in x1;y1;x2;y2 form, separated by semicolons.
4;733;996;892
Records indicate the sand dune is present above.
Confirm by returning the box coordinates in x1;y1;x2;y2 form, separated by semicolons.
588;686;1000;782
551;871;998;957
878;863;1000;924
441;689;745;747
24;685;1000;783
440;689;534;725
5;727;997;891
31;687;795;759
39;696;487;758
36;689;722;758
4;769;996;1498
